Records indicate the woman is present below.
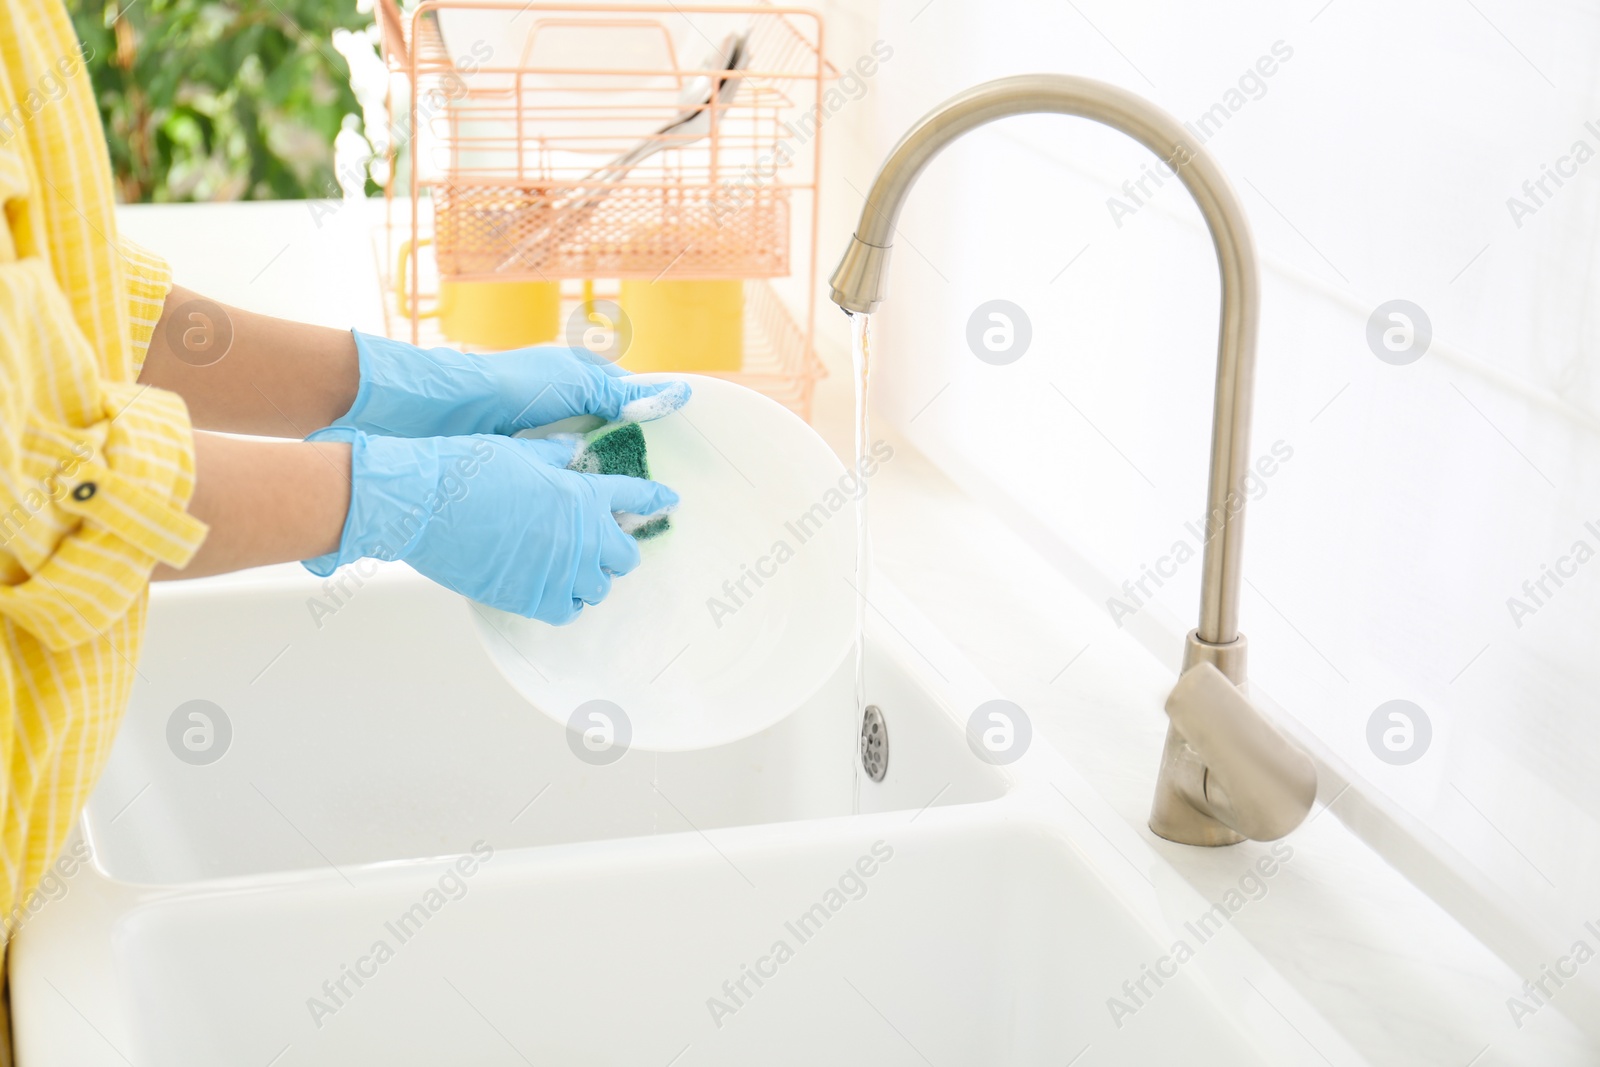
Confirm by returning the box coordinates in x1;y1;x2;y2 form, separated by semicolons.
0;2;683;1052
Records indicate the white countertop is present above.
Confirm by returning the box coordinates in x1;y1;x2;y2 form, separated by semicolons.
117;198;1600;1066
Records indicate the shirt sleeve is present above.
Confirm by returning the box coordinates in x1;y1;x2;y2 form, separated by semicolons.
120;236;172;376
0;187;207;652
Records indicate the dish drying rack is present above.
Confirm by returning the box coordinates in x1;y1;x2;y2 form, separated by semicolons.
372;0;832;419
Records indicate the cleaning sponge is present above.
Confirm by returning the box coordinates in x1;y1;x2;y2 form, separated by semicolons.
568;422;671;539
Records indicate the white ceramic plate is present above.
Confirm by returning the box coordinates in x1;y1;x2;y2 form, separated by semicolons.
474;373;856;751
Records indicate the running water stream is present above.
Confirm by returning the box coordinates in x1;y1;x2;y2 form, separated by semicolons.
849;311;872;813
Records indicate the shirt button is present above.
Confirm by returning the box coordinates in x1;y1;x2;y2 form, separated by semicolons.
72;482;97;502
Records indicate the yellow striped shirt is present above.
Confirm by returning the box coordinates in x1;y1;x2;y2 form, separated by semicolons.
0;2;207;936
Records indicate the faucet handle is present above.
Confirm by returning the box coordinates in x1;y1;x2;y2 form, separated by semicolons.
1162;661;1317;842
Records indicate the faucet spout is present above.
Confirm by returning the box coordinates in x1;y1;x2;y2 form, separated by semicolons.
831;74;1315;846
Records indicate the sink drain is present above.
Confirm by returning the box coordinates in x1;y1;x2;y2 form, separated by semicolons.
860;705;888;782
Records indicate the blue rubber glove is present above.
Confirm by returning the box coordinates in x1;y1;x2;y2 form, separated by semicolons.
302;428;676;624
333;330;690;438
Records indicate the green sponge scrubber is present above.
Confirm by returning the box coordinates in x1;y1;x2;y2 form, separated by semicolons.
568;422;671;540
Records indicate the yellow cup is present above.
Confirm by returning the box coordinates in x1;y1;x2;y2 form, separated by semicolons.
397;238;561;350
617;279;744;372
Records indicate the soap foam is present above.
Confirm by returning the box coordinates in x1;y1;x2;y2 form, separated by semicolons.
618;380;690;424
568;441;604;475
614;502;678;536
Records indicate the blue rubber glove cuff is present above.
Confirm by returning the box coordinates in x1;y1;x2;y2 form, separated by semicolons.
301;425;438;574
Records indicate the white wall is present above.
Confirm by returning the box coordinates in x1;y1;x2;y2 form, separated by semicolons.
817;0;1600;949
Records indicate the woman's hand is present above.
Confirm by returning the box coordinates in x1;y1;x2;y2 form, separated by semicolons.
139;286;690;439
331;330;691;438
302;429;676;624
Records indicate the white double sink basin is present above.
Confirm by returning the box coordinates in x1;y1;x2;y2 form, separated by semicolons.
12;565;1352;1065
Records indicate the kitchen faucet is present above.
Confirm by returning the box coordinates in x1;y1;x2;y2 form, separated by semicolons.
828;74;1317;846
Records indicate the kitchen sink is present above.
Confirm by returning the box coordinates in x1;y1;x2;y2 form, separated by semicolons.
11;565;1350;1065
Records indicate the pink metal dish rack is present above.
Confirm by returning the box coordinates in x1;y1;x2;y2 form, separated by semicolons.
373;0;831;420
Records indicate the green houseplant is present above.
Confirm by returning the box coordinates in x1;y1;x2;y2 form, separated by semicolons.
68;0;376;202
